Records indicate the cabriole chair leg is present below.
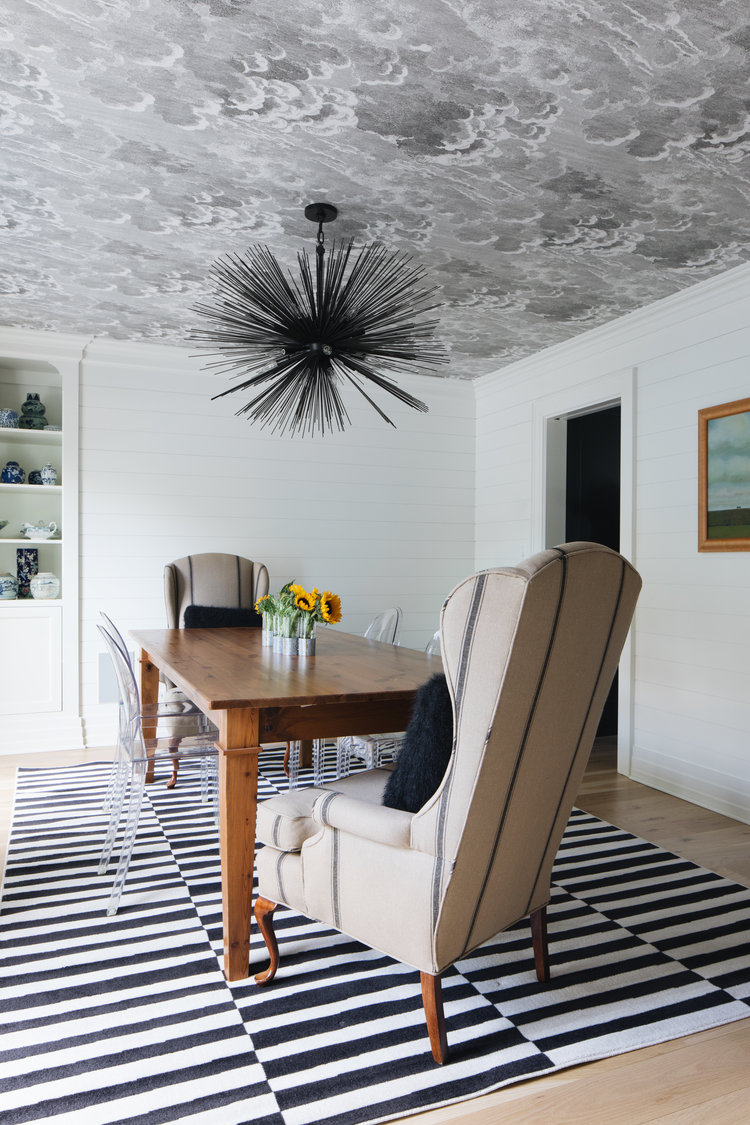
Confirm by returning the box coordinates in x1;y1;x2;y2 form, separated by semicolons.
254;897;280;985
166;739;181;789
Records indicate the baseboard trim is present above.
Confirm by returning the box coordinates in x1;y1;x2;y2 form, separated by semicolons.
0;713;85;754
630;746;750;827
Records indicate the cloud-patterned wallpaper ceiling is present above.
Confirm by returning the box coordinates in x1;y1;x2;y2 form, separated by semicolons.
3;0;749;377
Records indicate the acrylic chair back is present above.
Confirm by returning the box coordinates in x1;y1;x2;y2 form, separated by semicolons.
424;629;441;657
97;621;217;915
364;607;402;644
99;622;141;756
100;611;135;669
97;622;154;915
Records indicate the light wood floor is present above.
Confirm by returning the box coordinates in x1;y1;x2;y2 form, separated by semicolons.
2;741;750;1123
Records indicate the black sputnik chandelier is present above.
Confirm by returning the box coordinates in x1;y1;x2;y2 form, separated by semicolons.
193;203;448;436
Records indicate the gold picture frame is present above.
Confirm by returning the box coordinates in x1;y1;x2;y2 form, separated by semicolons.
698;395;750;552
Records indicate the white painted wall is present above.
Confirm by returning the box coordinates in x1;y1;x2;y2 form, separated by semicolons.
80;339;475;743
475;261;750;824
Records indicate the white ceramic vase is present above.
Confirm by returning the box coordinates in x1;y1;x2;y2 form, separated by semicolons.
30;572;60;599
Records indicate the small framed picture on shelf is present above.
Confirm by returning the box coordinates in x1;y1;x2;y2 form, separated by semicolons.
698;395;750;551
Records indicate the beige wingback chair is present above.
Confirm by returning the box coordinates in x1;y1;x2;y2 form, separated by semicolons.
164;552;270;629
160;553;270;780
253;543;641;1063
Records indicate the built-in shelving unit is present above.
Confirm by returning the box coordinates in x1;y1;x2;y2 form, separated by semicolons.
0;330;82;748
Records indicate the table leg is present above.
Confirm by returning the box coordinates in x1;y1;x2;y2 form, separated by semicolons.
139;650;159;785
218;707;261;981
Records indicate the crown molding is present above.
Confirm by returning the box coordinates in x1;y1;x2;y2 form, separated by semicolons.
0;325;93;363
81;334;207;371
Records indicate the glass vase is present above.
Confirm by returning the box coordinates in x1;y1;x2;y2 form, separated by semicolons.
297;616;316;656
261;611;274;647
278;612;299;655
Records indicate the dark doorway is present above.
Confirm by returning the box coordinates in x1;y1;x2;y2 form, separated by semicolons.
565;404;621;735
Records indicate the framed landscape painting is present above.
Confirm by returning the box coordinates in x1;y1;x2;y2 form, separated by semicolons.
698;396;750;551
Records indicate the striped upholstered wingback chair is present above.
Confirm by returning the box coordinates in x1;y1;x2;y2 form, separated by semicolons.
164;552;269;629
159;553;271;776
253;543;641;1063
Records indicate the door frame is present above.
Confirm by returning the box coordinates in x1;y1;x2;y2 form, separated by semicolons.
530;367;637;774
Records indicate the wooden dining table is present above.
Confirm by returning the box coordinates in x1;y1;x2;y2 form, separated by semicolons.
130;625;441;981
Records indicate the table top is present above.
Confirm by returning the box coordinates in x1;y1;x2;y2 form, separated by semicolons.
131;626;441;712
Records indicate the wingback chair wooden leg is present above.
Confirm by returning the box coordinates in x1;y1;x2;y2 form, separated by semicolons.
530;905;550;982
254;897;280;985
166;739;180;789
420;972;449;1064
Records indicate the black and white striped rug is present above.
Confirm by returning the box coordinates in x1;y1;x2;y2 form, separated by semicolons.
2;754;750;1125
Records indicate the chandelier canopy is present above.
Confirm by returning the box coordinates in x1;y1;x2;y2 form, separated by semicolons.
193;203;448;437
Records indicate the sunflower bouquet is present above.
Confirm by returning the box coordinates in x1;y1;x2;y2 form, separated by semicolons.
256;582;342;643
254;591;280;645
293;585;343;637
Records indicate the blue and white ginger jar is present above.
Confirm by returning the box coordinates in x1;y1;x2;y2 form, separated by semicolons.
0;572;18;599
1;460;25;484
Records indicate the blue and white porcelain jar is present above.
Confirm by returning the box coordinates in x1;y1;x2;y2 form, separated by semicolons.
30;572;60;599
40;463;58;486
1;460;25;484
0;408;18;428
0;572;18;599
16;547;38;599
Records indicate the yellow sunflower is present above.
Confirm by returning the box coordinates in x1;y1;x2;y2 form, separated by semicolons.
295;588;316;613
255;594;273;613
320;590;342;624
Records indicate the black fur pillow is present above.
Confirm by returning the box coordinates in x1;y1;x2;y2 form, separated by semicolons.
382;673;453;813
183;604;263;629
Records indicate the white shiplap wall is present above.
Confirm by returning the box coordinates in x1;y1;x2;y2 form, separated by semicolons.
80;338;475;743
475;260;750;824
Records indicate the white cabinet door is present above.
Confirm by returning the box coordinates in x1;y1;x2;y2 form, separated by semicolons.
0;603;62;714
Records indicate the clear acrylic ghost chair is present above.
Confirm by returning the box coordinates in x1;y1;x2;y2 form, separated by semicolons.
364;606;402;644
286;608;403;789
97;622;218;916
100;611;216;800
336;629;441;777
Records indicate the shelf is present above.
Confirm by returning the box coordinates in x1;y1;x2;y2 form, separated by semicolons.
0;482;61;492
0;599;62;607
0;350;78;732
0;428;62;443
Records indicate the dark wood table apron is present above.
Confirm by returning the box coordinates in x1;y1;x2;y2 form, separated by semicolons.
130;626;441;981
